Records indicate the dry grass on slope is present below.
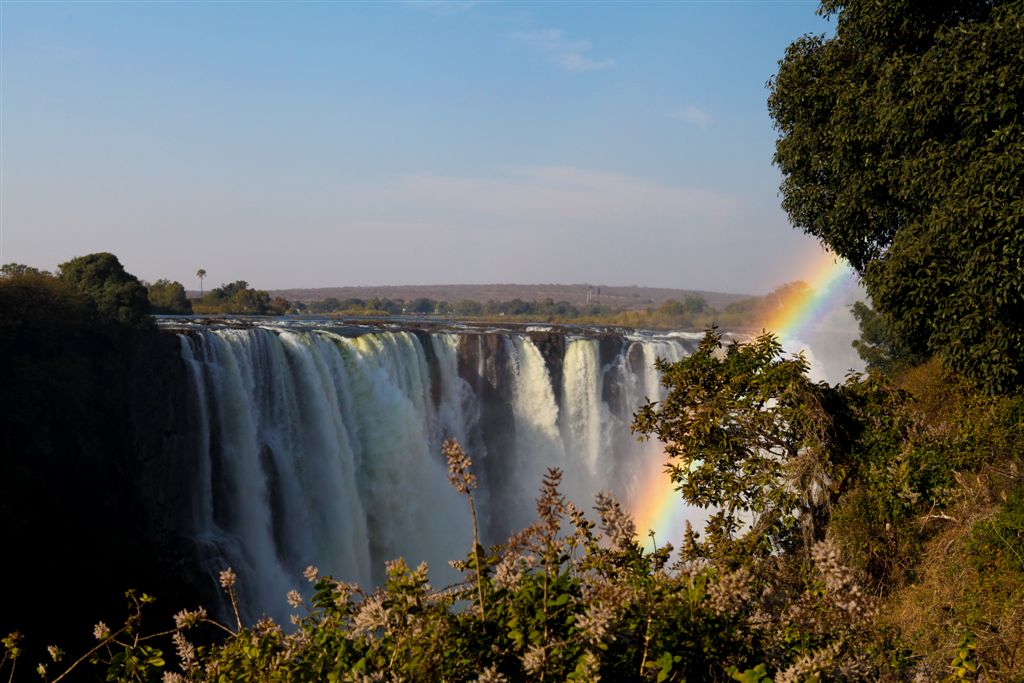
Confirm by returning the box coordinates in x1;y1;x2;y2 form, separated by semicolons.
884;462;1024;681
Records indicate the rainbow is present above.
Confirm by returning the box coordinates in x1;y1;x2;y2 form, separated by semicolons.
762;249;858;350
631;456;706;549
629;249;858;544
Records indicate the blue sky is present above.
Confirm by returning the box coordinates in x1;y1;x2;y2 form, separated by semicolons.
1;1;835;293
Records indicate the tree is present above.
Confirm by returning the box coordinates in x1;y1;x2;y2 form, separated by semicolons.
207;280;249;302
657;299;687;317
147;279;193;315
683;294;707;315
409;297;436;314
196;268;206;297
632;329;841;564
269;296;291;315
308;297;342;314
1;263;48;278
58;253;151;327
453;299;483;316
768;0;1024;393
850;300;923;378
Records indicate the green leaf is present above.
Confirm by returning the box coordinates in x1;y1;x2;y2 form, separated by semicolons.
730;663;770;682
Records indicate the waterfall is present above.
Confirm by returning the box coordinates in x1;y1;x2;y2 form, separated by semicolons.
177;324;695;622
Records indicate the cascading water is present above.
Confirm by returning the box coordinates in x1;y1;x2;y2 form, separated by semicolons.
176;323;699;622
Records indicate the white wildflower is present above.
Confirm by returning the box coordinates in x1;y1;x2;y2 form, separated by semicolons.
576;601;616;643
522;644;546;676
351;595;389;637
443;439;477;494
474;664;508;682
707;567;752;615
493;554;523;591
173;606;207;630
219;567;237;590
173;631;197;671
594;491;636;551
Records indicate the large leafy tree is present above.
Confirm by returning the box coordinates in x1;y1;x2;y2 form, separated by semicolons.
768;0;1024;392
58;252;152;327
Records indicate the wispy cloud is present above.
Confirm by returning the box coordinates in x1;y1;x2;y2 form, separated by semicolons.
516;29;614;73
668;106;712;127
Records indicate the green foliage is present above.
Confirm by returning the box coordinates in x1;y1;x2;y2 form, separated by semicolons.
888;461;1024;679
147;279;193;314
630;329;1011;598
967;484;1024;577
5;456;901;682
408;297;436;314
850;300;924;378
825;373;940;588
1;262;49;278
769;0;1024;393
831;359;1024;594
194;280;288;315
648;296;708;326
306;297;344;314
0;269;93;325
295;288;829;331
632;329;842;563
58;252;152;327
453;299;483;316
948;632;980;681
298;293;728;328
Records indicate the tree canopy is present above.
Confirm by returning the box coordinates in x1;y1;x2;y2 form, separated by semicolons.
147;279;193;315
1;262;49;278
58;252;152;327
850;300;924;378
632;330;846;564
769;0;1024;393
196;280;289;315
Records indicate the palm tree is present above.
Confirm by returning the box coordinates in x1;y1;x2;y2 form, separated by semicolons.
196;268;206;297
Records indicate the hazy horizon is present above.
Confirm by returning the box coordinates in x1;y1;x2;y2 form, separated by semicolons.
1;1;837;293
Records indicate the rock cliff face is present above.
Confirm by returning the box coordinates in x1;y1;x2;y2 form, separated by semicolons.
121;330;214;608
456;333;521;540
527;331;567;399
1;321;215;650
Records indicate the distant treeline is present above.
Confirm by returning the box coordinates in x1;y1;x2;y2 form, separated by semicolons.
191;280;291;316
299;283;810;330
302;295;623;318
1;259;293;318
2;257;809;330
